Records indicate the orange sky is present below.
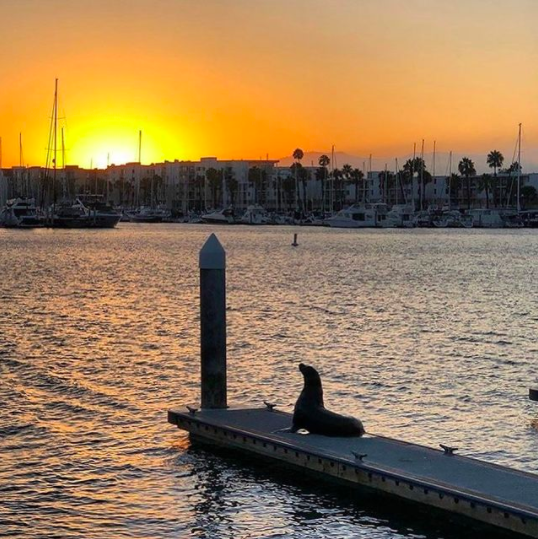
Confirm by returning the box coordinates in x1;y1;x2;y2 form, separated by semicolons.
0;0;536;169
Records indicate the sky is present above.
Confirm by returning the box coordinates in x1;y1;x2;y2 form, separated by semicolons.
0;0;537;170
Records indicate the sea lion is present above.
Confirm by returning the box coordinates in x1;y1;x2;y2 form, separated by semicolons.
291;363;365;437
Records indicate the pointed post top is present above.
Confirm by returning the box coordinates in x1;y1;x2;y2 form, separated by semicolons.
199;233;226;269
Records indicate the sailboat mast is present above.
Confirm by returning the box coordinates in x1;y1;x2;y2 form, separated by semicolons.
432;140;436;179
53;78;58;204
19;132;24;196
411;143;416;210
517;123;521;213
420;139;424;211
362;161;366;203
448;150;452;210
330;144;335;213
368;153;372;203
138;130;142;164
383;163;387;203
61;127;66;199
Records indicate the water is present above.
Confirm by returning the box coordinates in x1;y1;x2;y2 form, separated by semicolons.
1;225;538;538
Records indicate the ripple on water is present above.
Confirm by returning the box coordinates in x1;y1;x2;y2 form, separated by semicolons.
1;226;537;538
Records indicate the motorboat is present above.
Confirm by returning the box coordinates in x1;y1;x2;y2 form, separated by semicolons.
126;206;170;223
383;205;415;228
431;210;473;228
520;210;538;228
325;204;380;228
201;207;236;224
1;197;43;228
50;197;122;228
240;205;269;225
467;209;505;228
413;210;433;228
502;211;524;228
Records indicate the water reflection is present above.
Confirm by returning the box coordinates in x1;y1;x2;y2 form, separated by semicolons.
182;439;518;539
1;225;537;538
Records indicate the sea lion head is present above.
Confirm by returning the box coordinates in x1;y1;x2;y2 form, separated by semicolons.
299;363;322;388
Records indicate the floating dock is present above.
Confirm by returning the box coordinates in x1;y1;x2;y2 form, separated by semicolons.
169;406;538;538
168;235;538;538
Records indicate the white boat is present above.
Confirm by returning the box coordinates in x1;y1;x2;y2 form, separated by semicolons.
325;204;382;228
413;210;433;228
383;204;415;228
201;207;236;224
467;209;505;228
126;206;170;223
240;205;269;225
1;198;43;228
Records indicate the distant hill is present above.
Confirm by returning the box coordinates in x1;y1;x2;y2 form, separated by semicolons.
278;150;538;175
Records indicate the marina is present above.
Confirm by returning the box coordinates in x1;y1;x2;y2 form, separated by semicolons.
2;1;537;537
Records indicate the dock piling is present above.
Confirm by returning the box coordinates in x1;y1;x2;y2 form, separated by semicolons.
199;233;227;409
292;233;298;247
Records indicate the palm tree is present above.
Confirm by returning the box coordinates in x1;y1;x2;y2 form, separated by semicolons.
194;174;205;211
248;166;267;205
447;173;462;208
477;173;492;208
292;148;304;210
378;170;394;204
403;157;430;209
332;168;344;210
315;167;325;210
487;150;504;208
206;167;222;209
349;169;365;204
224;167;238;207
458;157;477;210
504;161;521;207
318;154;330;212
300;166;309;212
282;174;295;210
342;164;353;206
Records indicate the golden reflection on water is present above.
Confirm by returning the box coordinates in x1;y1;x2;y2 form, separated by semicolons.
1;225;538;538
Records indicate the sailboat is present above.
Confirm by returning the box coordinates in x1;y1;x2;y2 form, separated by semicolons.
44;80;121;229
0;134;44;228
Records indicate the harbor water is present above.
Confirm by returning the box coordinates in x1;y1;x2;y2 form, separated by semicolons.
1;225;538;538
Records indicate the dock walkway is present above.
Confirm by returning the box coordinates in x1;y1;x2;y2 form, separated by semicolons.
169;406;538;538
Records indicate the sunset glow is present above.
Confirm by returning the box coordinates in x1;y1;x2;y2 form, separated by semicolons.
1;0;536;168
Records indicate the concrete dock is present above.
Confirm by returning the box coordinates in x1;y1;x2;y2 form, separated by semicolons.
169;406;538;538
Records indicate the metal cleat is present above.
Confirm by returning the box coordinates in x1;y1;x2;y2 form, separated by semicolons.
186;405;198;416
263;400;277;411
440;444;458;455
351;451;367;462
